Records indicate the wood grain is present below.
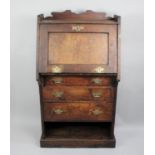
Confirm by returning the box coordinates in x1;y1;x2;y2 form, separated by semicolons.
48;33;108;65
43;102;113;122
38;24;117;73
40;122;115;147
36;10;120;148
42;86;114;102
45;76;113;86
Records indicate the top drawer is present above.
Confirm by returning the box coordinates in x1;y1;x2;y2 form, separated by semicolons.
45;76;113;86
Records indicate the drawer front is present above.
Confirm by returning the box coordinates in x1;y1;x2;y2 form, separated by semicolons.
43;102;113;122
45;76;113;86
42;86;114;102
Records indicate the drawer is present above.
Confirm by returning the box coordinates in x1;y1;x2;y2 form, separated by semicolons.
42;86;114;102
43;102;113;122
45;76;113;86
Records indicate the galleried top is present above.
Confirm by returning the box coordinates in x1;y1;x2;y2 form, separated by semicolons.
38;10;120;23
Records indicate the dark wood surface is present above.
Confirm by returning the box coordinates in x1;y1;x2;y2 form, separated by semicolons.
42;86;114;102
40;122;115;147
48;33;108;65
38;24;117;74
51;10;107;20
38;10;118;21
43;102;113;122
37;10;120;148
45;76;113;86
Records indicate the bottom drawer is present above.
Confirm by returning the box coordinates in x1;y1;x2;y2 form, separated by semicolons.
43;102;113;122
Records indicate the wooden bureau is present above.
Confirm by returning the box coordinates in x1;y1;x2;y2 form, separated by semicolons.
36;10;120;147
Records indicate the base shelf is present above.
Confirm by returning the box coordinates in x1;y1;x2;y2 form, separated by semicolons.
40;122;115;147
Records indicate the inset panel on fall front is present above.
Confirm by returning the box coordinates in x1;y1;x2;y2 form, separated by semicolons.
48;33;109;65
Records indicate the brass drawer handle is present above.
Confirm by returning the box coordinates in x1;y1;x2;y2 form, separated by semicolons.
52;108;64;115
52;91;64;98
92;78;102;84
90;108;103;116
51;66;62;73
94;66;104;73
52;77;63;84
92;91;102;98
72;25;84;32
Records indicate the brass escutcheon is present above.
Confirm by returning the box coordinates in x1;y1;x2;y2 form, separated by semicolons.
72;25;84;32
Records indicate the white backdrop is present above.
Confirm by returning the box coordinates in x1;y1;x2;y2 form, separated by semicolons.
11;0;144;155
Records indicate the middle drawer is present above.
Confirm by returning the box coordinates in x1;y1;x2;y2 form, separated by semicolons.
42;86;114;102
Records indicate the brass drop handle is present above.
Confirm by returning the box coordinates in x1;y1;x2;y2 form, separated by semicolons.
90;108;103;116
92;78;102;84
52;91;64;98
94;66;104;73
51;66;62;73
52;77;63;84
92;91;102;98
51;108;64;115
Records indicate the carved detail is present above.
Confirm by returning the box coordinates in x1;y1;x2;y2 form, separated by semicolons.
38;10;120;23
51;10;106;20
38;10;109;21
